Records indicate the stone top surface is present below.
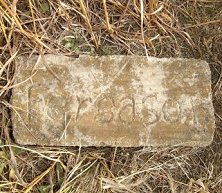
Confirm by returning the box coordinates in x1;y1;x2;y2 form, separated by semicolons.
11;55;215;146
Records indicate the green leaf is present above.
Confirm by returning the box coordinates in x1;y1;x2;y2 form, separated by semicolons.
0;160;7;175
40;2;50;13
38;185;50;193
12;147;25;155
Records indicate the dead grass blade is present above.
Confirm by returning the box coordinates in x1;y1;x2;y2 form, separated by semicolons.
79;0;99;50
139;0;148;57
102;0;114;34
0;0;51;50
23;161;57;193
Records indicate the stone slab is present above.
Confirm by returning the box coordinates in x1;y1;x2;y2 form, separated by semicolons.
11;55;215;146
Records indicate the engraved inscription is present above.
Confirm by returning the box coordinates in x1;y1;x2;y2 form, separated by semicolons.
162;99;181;123
142;95;160;126
94;95;115;123
28;87;200;127
46;94;66;121
28;84;73;127
118;97;135;123
192;105;210;132
28;85;46;124
76;96;92;121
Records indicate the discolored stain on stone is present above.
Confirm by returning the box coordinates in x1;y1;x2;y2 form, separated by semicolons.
11;55;215;146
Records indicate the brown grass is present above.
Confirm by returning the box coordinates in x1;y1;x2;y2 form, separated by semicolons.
0;0;222;192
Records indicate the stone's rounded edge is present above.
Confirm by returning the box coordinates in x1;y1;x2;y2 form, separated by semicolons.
10;81;19;146
13;133;215;147
155;139;214;147
204;58;216;139
16;54;210;70
78;55;208;62
16;54;211;61
14;138;34;146
208;100;216;143
15;55;37;70
13;141;213;147
15;54;81;70
203;132;215;147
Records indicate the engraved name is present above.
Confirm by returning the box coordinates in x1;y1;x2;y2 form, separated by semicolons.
28;86;210;129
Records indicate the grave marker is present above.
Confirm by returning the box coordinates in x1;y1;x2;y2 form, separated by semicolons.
11;55;215;146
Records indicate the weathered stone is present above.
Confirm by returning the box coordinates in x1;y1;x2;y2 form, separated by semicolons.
11;55;215;146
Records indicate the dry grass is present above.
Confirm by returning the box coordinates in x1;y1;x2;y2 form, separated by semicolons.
0;0;222;192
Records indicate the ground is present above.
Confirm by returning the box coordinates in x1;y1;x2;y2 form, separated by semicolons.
0;0;221;192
